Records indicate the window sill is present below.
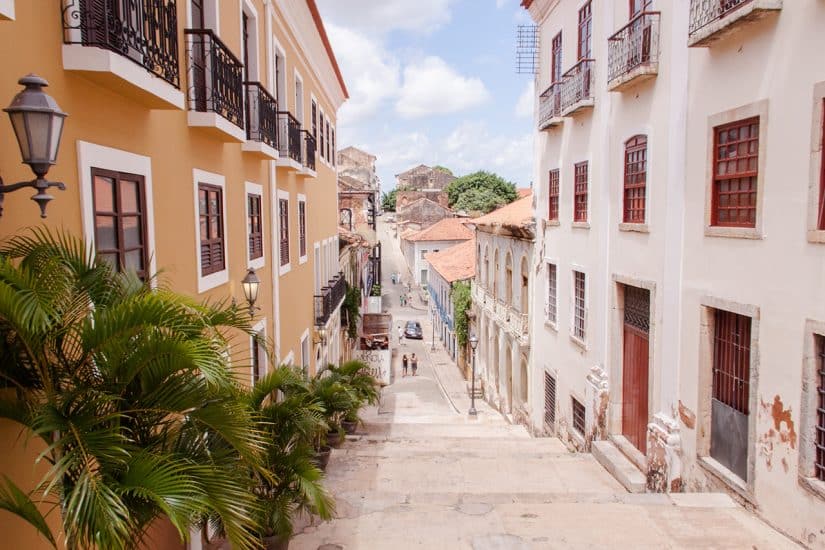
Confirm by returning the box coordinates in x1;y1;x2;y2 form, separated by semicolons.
799;476;825;502
569;426;586;449
198;268;229;294
279;262;291;277
704;225;764;240
544;319;558;332
299;254;308;265
249;256;265;271
569;333;588;351
698;456;755;505
807;229;825;244
619;222;649;233
545;219;560;228
0;0;14;19
572;221;591;230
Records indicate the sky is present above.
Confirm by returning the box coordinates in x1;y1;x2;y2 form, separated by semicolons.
316;0;535;194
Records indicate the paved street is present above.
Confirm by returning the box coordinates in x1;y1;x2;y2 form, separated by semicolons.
291;219;798;550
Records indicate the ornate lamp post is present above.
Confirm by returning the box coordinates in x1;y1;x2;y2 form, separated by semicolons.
2;74;68;217
468;333;479;417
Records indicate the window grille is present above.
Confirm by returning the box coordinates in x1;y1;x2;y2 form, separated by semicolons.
572;397;586;435
623;135;647;224
279;198;289;266
248;193;263;260
516;25;539;75
546;263;557;324
816;335;825;481
573;271;586;340
624;285;650;332
544;372;557;428
548;169;560;221
198;183;225;275
712;310;751;414
574;162;588;222
712;117;759;228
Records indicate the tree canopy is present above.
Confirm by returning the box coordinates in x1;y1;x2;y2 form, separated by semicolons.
433;165;454;176
381;189;397;212
445;171;518;214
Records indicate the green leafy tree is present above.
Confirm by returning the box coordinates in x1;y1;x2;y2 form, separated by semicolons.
342;284;361;340
433;165;454;176
451;281;472;347
445;171;518;213
0;229;265;550
381;189;397;212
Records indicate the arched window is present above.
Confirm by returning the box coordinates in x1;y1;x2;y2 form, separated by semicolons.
623;135;647;224
483;245;489;288
505;252;513;305
493;249;500;298
520;256;529;315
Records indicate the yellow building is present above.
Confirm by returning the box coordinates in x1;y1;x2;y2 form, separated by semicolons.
0;1;346;546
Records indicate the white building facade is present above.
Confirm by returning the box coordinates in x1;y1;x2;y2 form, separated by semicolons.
524;0;825;544
400;218;473;286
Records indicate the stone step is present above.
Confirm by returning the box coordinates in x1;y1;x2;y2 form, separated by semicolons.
360;421;532;440
591;440;647;494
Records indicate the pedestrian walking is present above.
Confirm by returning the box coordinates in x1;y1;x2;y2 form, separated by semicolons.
398;324;404;346
410;353;418;376
402;354;409;377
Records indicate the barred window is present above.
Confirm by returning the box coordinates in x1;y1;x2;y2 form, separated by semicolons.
279;197;289;266
573;270;586;340
198;183;225;276
574;162;588;222
544;372;557;428
546;263;557;324
623;135;647;224
248;193;263;260
572;397;586;435
548;169;560;221
712;117;759;228
814;335;825;481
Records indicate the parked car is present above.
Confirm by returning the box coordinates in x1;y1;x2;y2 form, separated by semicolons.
404;321;423;339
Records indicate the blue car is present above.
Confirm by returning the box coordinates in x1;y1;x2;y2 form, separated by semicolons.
404;321;423;339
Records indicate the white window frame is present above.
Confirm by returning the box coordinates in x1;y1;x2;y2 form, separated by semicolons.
272;41;286;105
245;181;265;270
250;319;267;387
193;169;229;293
0;0;15;20
300;329;310;369
298;194;308;264
239;0;260;81
570;267;588;347
282;351;294;366
313;242;321;293
294;70;304;125
77;141;158;283
318;107;327;166
545;260;558;329
277;189;291;276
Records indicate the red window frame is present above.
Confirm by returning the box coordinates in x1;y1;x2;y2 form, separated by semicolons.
573;270;586;340
711;117;759;228
548;169;560;221
578;1;592;60
298;200;307;258
630;0;652;17
198;183;225;276
551;32;563;83
712;310;751;415
623;135;647;224
279;197;289;266
574;161;588;222
91;168;149;280
818;98;825;230
248;193;263;260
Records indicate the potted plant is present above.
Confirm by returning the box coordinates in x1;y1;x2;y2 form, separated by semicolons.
325;361;380;436
310;369;358;449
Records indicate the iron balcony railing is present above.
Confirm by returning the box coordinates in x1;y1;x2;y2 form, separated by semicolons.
560;59;595;114
244;82;278;149
314;272;347;327
608;11;660;85
62;0;180;88
301;130;316;171
277;111;302;163
538;81;563;128
689;0;754;36
185;29;245;130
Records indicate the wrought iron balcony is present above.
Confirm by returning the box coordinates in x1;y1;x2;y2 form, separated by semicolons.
62;0;180;88
301;130;316;172
185;29;245;130
560;59;595;117
608;11;660;92
688;0;782;47
314;272;347;327
538;81;563;130
244;82;278;149
277;111;302;164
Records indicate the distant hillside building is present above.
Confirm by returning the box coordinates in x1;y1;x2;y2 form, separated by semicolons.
396;164;456;191
396;197;452;235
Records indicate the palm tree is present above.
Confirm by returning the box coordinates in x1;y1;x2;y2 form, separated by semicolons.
244;365;334;548
0;229;265;550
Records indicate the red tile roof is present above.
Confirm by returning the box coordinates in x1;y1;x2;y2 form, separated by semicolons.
471;192;534;229
517;187;532;198
425;239;476;283
405;217;474;242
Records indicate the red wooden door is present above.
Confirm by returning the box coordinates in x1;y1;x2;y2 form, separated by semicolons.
622;286;650;454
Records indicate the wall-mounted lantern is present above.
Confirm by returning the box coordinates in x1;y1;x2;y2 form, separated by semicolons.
241;268;260;318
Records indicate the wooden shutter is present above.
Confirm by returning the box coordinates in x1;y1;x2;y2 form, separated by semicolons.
248;193;263;260
199;183;225;275
279;198;289;266
574;162;588;222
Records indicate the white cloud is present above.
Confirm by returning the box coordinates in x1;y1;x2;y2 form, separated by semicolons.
325;24;400;125
496;0;509;8
395;57;490;119
515;80;534;118
442;121;533;185
317;0;456;36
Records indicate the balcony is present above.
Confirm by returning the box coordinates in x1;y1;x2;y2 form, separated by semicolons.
608;11;660;92
314;272;347;327
688;0;782;47
185;29;245;142
242;81;278;159
276;111;303;170
61;0;183;109
538;81;563;130
299;130;317;176
472;281;530;346
560;59;595;117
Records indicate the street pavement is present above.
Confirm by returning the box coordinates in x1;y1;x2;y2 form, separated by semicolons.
291;217;798;550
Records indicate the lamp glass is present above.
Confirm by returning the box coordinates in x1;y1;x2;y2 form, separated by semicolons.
469;334;478;350
8;111;30;163
241;269;260;306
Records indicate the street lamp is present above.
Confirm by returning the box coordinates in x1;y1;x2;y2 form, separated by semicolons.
468;333;479;417
241;268;260;318
2;74;68;218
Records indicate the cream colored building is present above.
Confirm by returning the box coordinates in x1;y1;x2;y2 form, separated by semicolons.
524;0;825;545
0;0;346;547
